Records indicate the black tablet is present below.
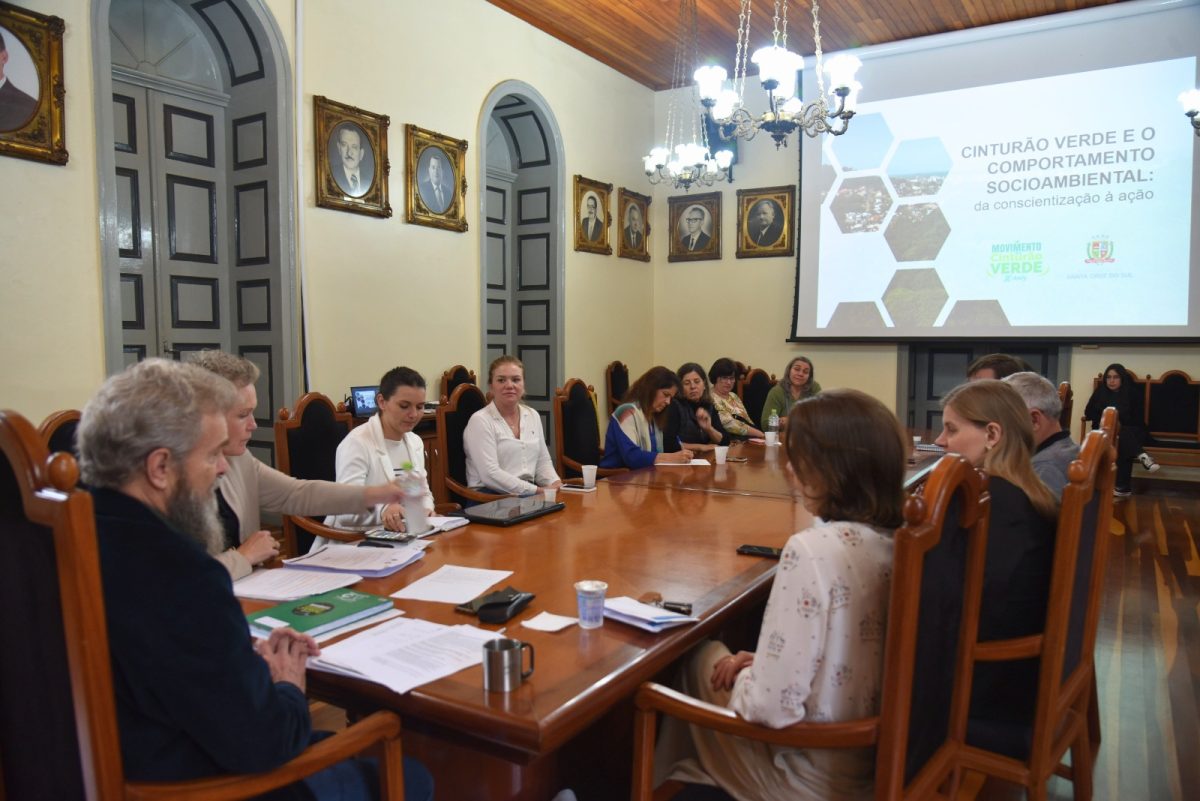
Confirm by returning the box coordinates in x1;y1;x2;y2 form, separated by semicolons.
462;496;566;527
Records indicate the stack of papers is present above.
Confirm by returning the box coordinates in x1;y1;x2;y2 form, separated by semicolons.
311;616;501;695
657;459;711;466
283;543;426;578
603;596;700;633
391;564;513;604
234;568;362;601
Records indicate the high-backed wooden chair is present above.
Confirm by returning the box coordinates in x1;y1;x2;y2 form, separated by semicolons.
0;409;408;801
631;454;990;801
38;408;82;456
439;364;477;403
738;368;776;428
605;360;630;416
959;427;1116;800
274;392;360;555
552;378;627;480
435;383;506;505
1057;382;1073;432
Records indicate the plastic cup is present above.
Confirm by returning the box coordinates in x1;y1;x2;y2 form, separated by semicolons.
765;431;779;446
581;465;598;488
912;435;922;446
574;580;607;629
714;446;729;464
543;487;558;503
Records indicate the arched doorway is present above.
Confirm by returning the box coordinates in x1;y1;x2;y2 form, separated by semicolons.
477;82;565;448
91;0;297;465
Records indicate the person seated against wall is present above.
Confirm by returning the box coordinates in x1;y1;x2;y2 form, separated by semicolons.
326;367;435;540
759;355;822;430
966;353;1034;380
1083;362;1158;498
1004;371;1081;499
76;358;433;800
464;355;562;495
663;362;728;454
708;357;765;440
599;366;695;469
935;380;1058;745
653;389;905;799
192;350;405;579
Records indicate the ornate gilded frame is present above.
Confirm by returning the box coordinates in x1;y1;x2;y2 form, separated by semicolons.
0;3;66;165
406;124;468;232
668;191;721;262
573;175;612;255
736;185;795;258
617;187;650;262
314;95;391;218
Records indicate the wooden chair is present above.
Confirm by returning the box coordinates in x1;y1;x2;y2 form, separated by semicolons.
0;409;407;801
274;392;361;555
439;364;477;403
605;360;630;416
1057;382;1073;432
552;378;627;480
436;382;507;505
738;367;776;428
959;427;1116;801
37;408;81;456
631;454;990;801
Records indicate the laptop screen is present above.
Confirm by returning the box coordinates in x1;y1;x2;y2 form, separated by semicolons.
349;386;379;418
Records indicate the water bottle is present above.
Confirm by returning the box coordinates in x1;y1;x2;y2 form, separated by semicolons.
767;411;780;444
399;463;430;535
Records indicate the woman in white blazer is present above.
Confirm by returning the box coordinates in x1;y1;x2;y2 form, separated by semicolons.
325;366;435;537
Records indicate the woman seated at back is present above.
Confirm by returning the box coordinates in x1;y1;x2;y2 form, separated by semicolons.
935;380;1059;736
656;389;905;799
599;366;695;469
708;357;765;440
326;366;435;538
191;351;405;579
1083;362;1158;497
760;355;821;430
464;355;562;495
664;362;728;453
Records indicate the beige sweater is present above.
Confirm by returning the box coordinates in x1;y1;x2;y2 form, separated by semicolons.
214;451;369;580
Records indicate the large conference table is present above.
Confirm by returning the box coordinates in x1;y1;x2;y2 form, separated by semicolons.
287;441;939;800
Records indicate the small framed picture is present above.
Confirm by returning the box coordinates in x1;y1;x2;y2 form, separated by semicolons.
314;95;391;218
406;124;468;232
668;192;721;262
737;185;795;258
617;188;650;262
0;4;66;165
574;175;612;255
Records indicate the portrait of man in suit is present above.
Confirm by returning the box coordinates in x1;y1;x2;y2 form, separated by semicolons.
327;123;374;198
623;203;645;252
417;147;454;214
0;28;38;132
581;193;603;242
679;206;710;252
749;198;784;247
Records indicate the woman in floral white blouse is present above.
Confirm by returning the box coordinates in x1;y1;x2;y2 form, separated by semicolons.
656;389;907;801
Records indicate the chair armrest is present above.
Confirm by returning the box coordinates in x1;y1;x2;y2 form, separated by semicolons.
635;682;878;749
288;515;365;543
126;710;402;801
446;477;512;504
974;634;1043;662
563;457;627;479
434;502;461;514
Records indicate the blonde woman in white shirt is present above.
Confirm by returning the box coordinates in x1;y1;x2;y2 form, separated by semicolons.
656;389;906;801
464;355;562;496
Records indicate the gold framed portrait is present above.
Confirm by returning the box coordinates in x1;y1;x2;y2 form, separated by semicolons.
668;191;721;262
736;185;795;258
406;124;468;232
617;188;650;262
574;175;612;255
0;3;66;165
314;95;391;218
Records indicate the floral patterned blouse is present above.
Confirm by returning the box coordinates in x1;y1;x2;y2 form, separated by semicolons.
711;391;757;437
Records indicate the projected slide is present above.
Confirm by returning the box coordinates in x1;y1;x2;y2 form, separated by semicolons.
814;57;1196;333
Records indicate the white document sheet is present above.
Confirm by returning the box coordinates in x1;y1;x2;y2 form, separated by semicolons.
233;568;362;601
283;543;426;577
310;617;501;694
390;564;513;604
656;459;711;466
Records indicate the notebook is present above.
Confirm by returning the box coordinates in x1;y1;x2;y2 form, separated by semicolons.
462;496;566;527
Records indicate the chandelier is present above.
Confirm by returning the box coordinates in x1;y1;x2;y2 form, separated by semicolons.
1182;89;1200;137
644;0;733;191
695;0;861;148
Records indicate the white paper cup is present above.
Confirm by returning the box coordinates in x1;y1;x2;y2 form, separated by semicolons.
765;431;779;446
543;487;558;503
912;435;922;446
714;445;729;464
581;465;598;488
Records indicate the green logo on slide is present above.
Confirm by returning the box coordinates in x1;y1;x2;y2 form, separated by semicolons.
989;241;1045;278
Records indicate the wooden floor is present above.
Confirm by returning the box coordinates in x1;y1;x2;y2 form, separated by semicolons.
969;476;1200;801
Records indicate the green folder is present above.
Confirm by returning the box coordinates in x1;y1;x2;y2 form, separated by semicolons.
247;589;393;638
